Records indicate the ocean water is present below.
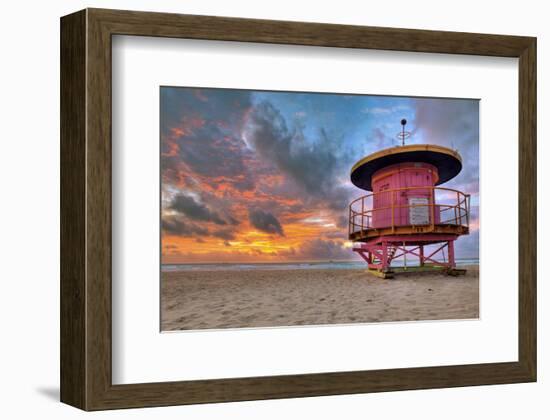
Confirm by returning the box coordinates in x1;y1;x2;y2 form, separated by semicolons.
162;258;479;272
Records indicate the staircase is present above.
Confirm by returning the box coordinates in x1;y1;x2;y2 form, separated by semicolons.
367;244;397;267
387;245;397;262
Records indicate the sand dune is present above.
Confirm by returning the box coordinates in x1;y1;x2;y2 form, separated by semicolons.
161;266;479;331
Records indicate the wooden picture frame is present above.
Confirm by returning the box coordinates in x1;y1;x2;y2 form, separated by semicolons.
60;8;536;411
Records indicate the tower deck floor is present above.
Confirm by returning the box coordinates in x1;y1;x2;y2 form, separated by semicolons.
349;223;469;243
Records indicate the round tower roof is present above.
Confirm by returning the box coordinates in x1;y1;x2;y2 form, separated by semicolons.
350;144;462;191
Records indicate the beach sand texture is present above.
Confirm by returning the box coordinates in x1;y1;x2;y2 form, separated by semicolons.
161;266;479;331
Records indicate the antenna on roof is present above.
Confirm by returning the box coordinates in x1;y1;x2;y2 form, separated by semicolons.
396;118;411;146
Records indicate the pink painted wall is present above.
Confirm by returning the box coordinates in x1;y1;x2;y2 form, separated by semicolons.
371;162;439;228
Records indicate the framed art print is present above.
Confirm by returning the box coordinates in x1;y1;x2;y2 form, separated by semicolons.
61;8;536;410
158;88;479;332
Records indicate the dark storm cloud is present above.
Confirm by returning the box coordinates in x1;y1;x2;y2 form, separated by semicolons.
244;101;352;210
161;216;208;237
162;211;239;242
170;193;227;225
248;208;285;236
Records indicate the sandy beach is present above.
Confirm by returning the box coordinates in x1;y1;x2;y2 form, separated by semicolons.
161;265;479;331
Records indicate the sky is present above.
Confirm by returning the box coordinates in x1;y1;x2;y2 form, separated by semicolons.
160;87;479;264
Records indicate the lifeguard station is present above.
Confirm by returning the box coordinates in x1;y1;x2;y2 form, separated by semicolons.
348;119;470;278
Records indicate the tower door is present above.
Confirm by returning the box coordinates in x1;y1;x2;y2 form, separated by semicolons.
372;182;392;228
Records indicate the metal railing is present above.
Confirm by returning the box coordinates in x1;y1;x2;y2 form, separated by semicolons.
349;186;471;235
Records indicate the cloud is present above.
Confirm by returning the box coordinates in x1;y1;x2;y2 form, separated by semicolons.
161;88;255;192
170;193;227;225
361;107;392;115
324;231;347;239
162;124;252;190
161;88;252;138
248;208;285;236
212;229;237;240
243;101;352;210
226;215;240;226
412;98;479;194
372;126;396;149
297;239;350;260
361;105;409;115
161;215;208;237
453;205;479;259
454;229;479;259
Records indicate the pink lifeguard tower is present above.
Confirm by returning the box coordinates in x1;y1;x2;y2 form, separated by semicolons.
348;119;470;278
